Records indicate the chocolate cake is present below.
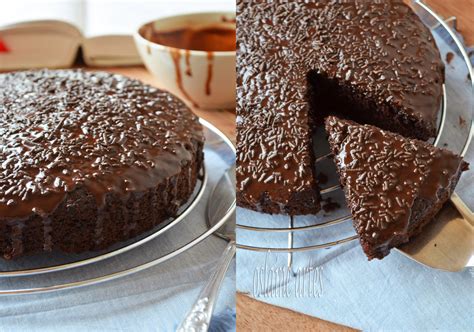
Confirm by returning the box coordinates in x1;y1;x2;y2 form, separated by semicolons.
236;1;443;215
325;116;468;260
0;69;204;259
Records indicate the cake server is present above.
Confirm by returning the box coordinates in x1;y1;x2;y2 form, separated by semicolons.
396;0;474;272
398;120;474;273
398;195;474;272
177;166;236;332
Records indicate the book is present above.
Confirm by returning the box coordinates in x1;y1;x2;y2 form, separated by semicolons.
0;0;235;70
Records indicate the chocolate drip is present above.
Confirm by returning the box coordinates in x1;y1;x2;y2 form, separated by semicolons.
185;49;192;77
170;49;199;108
205;52;214;96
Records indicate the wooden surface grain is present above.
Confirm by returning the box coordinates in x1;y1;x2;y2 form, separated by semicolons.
423;0;474;45
237;293;358;332
235;1;473;331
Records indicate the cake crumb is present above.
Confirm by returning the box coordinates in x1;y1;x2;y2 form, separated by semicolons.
459;116;466;128
445;52;454;64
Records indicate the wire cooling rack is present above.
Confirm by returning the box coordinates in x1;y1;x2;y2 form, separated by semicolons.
0;119;236;295
236;0;474;268
0;169;208;277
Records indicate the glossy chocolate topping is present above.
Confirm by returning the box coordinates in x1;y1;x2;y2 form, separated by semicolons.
236;0;443;215
325;116;467;259
0;69;203;219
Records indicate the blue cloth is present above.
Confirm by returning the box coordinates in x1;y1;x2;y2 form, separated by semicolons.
237;218;474;330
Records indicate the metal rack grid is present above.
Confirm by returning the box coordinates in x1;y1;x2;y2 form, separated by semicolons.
236;1;474;268
0;168;208;277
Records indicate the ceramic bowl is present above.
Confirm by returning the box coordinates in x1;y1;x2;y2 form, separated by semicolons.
134;12;236;110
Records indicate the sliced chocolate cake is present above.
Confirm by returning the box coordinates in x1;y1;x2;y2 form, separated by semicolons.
236;1;444;215
0;69;204;259
325;116;468;260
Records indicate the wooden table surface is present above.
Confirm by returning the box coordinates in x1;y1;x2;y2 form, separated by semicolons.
424;0;474;45
237;293;358;332
235;1;473;331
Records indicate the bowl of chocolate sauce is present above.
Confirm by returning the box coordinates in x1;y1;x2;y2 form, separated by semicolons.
135;12;236;110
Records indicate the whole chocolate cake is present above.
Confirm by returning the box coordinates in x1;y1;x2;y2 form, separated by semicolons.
0;69;204;259
236;1;444;215
325;116;468;260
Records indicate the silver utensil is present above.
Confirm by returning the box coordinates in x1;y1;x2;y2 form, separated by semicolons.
177;166;236;332
398;196;474;272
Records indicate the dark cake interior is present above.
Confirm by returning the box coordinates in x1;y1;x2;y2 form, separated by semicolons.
325;116;468;260
307;70;441;141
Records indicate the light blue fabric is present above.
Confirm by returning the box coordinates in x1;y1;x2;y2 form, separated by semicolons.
0;143;236;332
237;216;474;330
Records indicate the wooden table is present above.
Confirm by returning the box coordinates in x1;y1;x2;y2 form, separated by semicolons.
236;1;474;331
237;293;357;332
424;0;474;45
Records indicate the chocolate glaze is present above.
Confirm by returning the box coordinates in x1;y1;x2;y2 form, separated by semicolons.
325;116;468;260
236;1;444;215
139;24;236;52
0;69;204;259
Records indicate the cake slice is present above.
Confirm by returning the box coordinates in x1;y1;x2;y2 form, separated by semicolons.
325;116;468;259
